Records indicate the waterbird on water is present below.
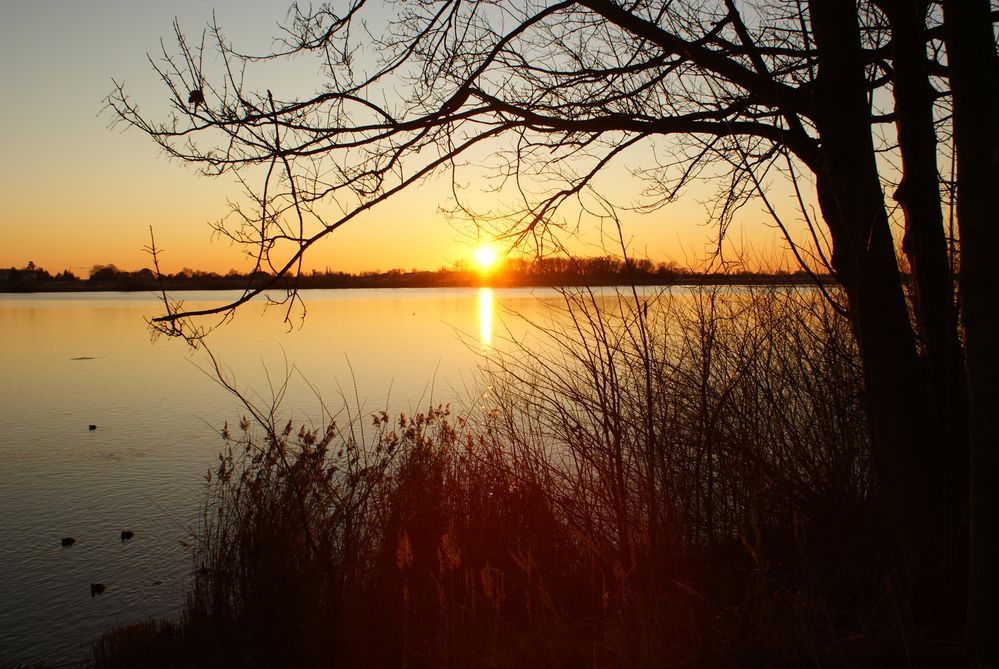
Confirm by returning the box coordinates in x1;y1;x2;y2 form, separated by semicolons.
61;537;75;547
90;583;105;597
120;530;134;542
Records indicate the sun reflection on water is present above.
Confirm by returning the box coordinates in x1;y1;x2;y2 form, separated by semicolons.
478;287;493;350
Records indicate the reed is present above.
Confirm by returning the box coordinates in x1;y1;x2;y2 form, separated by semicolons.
90;286;926;667
477;285;900;665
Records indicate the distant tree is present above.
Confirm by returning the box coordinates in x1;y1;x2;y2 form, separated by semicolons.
89;264;121;282
655;261;680;282
109;0;998;658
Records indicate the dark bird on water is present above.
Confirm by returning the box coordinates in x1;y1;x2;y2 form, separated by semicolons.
120;530;134;542
90;583;105;597
88;424;97;431
61;537;75;547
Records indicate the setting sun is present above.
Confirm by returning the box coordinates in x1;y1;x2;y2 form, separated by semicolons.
473;244;499;272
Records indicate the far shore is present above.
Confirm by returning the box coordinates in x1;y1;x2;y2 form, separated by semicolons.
1;260;836;294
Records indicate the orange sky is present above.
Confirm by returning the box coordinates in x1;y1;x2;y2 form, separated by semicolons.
0;2;810;277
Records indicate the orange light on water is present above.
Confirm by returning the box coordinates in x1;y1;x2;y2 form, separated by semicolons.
478;287;493;349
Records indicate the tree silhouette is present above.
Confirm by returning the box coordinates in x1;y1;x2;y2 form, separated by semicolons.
108;0;998;660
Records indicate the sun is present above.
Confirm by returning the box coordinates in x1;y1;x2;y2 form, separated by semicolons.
473;244;499;272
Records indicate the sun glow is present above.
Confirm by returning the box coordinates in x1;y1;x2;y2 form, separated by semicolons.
473;244;499;273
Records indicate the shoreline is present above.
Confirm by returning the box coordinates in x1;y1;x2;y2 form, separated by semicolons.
0;274;837;294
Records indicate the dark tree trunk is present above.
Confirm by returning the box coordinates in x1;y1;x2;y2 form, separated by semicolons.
879;0;969;638
807;0;951;635
941;0;999;661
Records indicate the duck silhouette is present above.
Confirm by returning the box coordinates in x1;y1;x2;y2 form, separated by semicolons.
90;583;106;597
120;530;134;542
61;537;76;547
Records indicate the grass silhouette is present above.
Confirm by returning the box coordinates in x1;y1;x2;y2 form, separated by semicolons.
88;287;947;667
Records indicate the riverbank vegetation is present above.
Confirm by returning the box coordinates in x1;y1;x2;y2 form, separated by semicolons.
1;259;830;293
86;287;956;668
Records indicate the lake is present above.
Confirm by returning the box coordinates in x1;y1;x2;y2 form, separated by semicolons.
0;287;566;666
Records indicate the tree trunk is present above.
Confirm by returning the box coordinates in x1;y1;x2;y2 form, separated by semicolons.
881;0;969;638
942;0;999;661
807;0;951;635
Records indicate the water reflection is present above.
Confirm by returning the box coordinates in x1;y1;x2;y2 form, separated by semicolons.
0;288;508;666
478;287;493;349
0;286;569;666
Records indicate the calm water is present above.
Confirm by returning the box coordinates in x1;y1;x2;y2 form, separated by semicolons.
0;287;560;666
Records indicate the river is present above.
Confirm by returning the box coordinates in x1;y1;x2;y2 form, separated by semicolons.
0;287;562;666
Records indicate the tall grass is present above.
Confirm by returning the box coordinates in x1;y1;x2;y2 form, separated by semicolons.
90;286;922;668
479;285;894;665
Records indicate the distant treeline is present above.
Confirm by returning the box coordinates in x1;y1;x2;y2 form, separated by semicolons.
0;258;832;292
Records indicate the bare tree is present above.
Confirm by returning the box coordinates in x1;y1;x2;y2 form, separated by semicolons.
108;0;997;659
940;0;999;659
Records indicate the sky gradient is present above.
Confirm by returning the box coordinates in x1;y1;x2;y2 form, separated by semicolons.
0;1;801;276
